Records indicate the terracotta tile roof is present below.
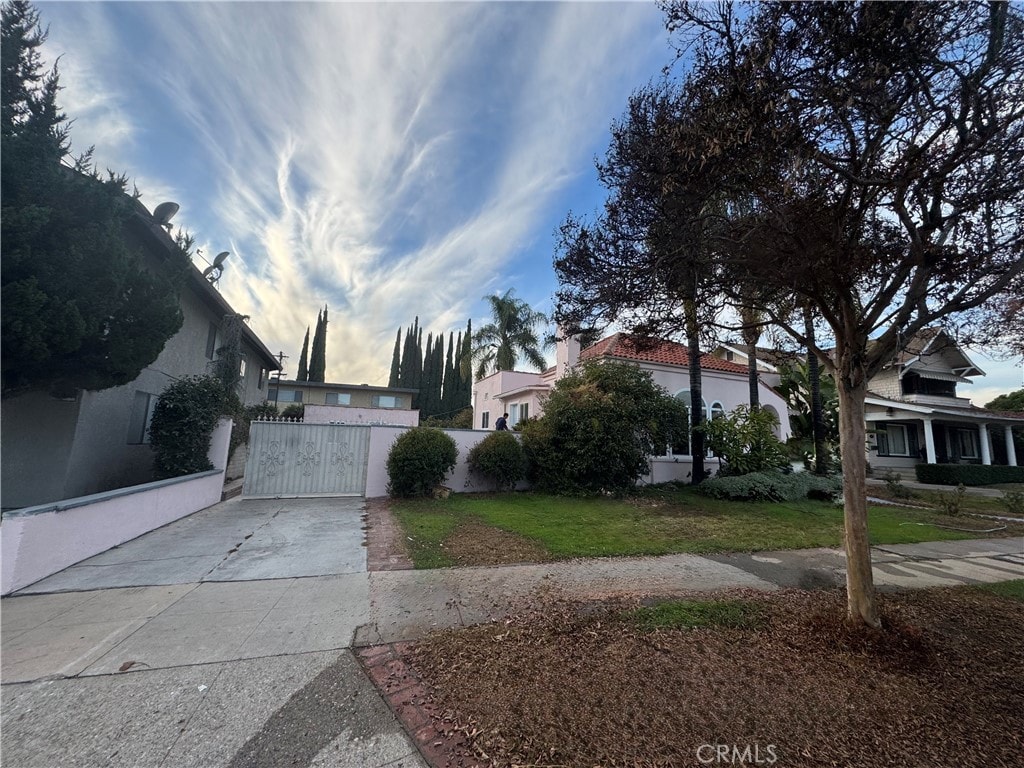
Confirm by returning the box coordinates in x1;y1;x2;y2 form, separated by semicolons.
580;333;750;374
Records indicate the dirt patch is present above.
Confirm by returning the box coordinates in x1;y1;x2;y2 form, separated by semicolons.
442;520;554;567
396;587;1023;767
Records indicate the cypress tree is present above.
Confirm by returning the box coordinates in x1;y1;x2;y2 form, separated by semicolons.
422;333;435;418
387;327;401;387
308;307;328;383
296;326;310;382
459;320;473;408
442;331;455;416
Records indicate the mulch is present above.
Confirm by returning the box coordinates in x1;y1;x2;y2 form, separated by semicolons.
364;587;1024;768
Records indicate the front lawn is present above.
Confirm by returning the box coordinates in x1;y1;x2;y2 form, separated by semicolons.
391;488;1023;568
400;585;1023;767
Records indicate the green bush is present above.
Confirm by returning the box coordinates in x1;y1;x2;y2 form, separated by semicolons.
150;375;228;479
914;463;1024;486
704;404;789;476
386;427;458;497
935;483;967;516
467;431;527;491
520;361;686;494
882;470;915;499
281;403;305;420
699;471;843;502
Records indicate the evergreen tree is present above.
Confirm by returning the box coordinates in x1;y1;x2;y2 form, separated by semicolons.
387;327;401;387
459;320;473;408
2;0;189;397
422;333;435;418
308;306;327;382
442;331;455;416
296;326;310;382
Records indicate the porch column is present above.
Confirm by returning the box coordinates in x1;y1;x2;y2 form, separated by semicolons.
979;423;991;465
1007;426;1018;467
922;417;936;464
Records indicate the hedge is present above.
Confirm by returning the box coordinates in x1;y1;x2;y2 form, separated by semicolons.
914;463;1024;486
698;471;843;502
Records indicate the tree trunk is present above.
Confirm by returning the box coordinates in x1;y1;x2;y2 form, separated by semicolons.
746;348;760;409
805;309;827;474
685;300;706;484
836;378;880;628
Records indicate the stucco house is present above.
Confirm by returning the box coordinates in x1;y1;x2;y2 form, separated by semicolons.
270;380;420;427
474;332;792;483
1;200;281;511
864;328;1021;471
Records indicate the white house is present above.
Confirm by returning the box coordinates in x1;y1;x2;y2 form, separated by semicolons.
864;328;1021;470
474;332;792;483
1;200;281;511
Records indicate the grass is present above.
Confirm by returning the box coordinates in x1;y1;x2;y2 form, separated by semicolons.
392;487;1020;569
976;578;1024;602
624;598;766;630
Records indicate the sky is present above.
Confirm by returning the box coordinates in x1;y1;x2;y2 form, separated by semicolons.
37;1;1024;405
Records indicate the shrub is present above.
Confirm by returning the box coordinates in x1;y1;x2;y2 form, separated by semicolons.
915;463;1024;486
281;403;305;420
1002;490;1024;517
935;483;967;516
520;361;687;494
698;471;842;502
467;431;527;491
882;470;915;499
150;375;228;479
386;427;458;497
704;405;789;476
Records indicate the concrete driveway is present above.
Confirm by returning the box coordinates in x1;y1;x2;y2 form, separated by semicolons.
1;496;427;768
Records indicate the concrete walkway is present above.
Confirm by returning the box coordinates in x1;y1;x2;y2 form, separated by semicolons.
2;495;1022;768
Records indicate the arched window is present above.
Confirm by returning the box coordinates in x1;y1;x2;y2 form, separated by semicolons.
710;401;725;421
762;404;782;440
671;390;708;456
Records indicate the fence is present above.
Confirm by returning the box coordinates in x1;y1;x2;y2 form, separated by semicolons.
1;418;233;595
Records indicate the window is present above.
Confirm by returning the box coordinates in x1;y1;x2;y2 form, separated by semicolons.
710;402;725;421
481;412;490;429
372;395;401;408
205;322;218;360
670;390;709;456
269;389;303;403
957;429;979;459
127;391;158;444
239;357;247;379
325;392;351;406
258;368;265;390
876;424;911;457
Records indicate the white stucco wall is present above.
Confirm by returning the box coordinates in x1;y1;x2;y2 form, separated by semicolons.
364;426;529;497
1;419;232;595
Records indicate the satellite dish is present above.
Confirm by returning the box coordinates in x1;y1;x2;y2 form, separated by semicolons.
202;251;230;285
152;202;179;228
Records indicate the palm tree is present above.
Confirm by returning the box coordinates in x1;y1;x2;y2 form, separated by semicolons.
473;289;548;379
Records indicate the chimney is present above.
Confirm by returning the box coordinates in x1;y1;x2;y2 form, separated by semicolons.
555;327;581;380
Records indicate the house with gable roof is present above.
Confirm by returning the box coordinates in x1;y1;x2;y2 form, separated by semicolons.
863;328;1021;470
473;332;791;483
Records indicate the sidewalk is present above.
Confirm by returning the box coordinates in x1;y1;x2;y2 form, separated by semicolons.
865;476;1017;498
2;493;1021;768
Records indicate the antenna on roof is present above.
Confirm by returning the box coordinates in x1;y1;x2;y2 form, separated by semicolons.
152;202;179;230
202;251;230;286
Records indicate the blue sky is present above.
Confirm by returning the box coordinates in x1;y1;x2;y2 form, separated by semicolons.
38;1;1023;403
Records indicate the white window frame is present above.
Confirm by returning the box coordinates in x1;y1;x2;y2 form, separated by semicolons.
372;395;400;409
957;429;979;459
879;424;910;457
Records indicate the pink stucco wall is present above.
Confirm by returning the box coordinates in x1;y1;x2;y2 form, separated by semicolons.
1;418;233;595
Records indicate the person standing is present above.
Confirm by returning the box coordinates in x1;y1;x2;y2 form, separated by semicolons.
495;412;509;430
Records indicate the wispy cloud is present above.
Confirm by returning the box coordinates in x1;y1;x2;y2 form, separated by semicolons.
40;2;665;383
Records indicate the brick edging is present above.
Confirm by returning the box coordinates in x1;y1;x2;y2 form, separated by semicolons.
364;497;415;571
355;644;475;767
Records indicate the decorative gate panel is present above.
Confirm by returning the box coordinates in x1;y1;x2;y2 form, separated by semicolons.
242;422;371;497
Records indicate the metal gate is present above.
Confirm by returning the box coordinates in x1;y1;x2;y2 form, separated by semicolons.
242;421;371;497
